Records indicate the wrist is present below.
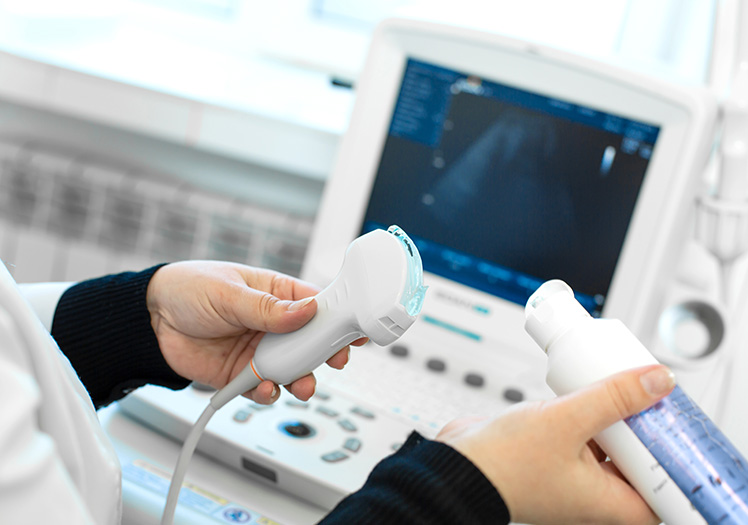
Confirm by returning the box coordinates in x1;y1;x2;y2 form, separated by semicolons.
145;263;170;336
52;263;188;407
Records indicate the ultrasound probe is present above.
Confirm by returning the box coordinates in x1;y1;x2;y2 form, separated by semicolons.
160;226;427;525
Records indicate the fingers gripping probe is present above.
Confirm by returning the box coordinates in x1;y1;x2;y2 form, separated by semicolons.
161;226;427;525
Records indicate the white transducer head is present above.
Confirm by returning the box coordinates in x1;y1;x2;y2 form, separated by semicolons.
211;225;427;409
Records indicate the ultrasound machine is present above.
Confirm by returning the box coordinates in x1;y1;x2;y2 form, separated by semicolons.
120;16;729;513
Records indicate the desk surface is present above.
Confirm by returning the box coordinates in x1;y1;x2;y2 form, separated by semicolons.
99;403;329;525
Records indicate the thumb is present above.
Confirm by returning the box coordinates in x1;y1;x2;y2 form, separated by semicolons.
557;364;676;443
236;289;318;334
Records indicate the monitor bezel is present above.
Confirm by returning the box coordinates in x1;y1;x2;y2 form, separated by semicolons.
302;17;716;349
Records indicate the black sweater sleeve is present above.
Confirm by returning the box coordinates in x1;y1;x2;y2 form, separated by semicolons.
51;264;190;408
319;432;512;525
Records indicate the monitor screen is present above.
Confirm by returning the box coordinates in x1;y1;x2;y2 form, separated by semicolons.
360;58;660;316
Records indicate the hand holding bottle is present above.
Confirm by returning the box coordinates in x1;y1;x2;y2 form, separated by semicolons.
437;365;675;525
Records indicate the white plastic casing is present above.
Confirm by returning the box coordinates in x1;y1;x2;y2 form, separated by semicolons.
252;228;417;386
525;280;705;525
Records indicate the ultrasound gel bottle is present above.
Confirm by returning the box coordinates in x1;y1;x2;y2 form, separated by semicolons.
524;280;748;525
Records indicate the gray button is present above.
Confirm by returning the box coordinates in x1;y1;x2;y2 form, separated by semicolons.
389;344;409;358
426;358;446;372
503;388;525;403
315;391;331;401
338;419;357;432
464;373;485;387
316;406;339;417
322;451;348;463
351;406;375;419
191;382;215;392
285;399;309;409
233;410;252;423
343;438;362;453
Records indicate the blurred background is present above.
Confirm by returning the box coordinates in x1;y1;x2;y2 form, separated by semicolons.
0;0;722;283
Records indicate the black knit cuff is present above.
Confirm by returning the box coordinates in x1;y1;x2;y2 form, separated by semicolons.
320;431;511;524
394;432;511;523
52;264;191;408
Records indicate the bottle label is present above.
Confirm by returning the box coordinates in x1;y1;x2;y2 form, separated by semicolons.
625;385;748;524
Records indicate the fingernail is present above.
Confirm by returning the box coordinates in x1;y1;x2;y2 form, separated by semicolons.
288;297;315;311
271;384;278;398
640;366;676;397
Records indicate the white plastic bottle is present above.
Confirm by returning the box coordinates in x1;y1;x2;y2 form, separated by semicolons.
524;280;748;525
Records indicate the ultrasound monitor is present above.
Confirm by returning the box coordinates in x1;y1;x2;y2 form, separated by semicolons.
361;58;661;317
304;18;716;356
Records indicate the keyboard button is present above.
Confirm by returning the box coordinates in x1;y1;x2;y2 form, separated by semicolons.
322;451;348;463
503;388;525;403
233;410;252;423
389;344;409;358
464;373;485;388
351;406;375;419
426;358;446;372
338;419;357;432
316;406;339;417
343;438;362;453
280;421;316;439
191;382;216;392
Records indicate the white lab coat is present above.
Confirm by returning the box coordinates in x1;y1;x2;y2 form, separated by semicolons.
0;262;122;524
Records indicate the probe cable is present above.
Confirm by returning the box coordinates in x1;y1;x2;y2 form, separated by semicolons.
160;373;262;525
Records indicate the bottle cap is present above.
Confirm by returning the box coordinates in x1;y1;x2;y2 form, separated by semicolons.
524;280;591;352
